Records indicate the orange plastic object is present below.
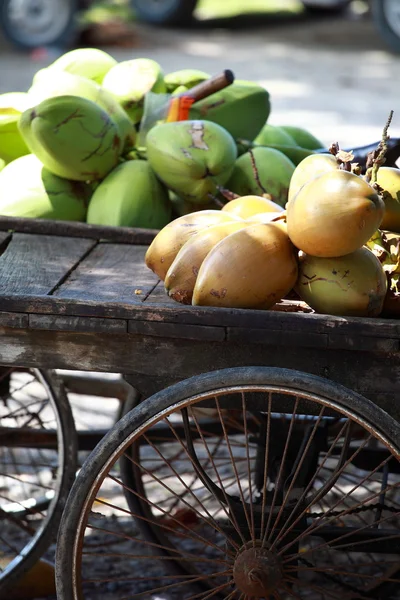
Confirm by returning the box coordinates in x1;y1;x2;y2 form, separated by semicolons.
166;96;195;122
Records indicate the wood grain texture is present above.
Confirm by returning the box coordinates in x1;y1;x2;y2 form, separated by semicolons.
128;320;225;341
0;327;398;420
144;280;178;306
227;327;328;349
0;311;28;329
0;233;95;296
54;243;158;304
29;314;127;334
0;216;158;245
0;292;399;349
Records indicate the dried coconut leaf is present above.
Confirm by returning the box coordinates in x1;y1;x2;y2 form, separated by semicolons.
367;230;400;292
336;150;354;164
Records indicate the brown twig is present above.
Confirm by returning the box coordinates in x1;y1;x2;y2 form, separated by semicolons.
329;142;340;156
366;110;394;184
249;149;268;193
207;193;224;208
216;187;240;201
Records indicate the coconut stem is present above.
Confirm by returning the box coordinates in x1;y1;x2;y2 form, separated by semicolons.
236;138;255;151
366;110;394;185
217;187;240;201
249;150;268;194
207;193;225;208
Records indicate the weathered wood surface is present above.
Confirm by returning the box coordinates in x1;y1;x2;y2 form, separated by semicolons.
0;326;398;421
1;288;400;341
0;233;95;296
0;226;399;415
53;244;158;304
0;215;158;245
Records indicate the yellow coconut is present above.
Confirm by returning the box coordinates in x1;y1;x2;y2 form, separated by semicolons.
246;211;288;235
287;170;384;257
165;221;251;304
287;153;338;205
221;195;284;219
145;210;243;280
296;248;387;317
192;223;298;309
376;166;400;233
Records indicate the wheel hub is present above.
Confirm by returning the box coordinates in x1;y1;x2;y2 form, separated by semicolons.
233;542;282;597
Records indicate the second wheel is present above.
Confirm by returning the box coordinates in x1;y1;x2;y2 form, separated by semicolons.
56;367;400;599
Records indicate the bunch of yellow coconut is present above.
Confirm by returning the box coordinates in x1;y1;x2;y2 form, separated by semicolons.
146;150;400;318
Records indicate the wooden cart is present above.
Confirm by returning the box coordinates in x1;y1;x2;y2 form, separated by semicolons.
0;217;399;600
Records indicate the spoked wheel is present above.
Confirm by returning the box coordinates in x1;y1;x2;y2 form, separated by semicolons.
0;368;77;593
56;367;400;600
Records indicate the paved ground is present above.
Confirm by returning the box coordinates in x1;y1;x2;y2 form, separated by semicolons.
1;9;400;148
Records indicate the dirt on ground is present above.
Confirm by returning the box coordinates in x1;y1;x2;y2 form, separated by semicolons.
1;8;400;148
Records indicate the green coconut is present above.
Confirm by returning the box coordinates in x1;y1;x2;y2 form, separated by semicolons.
47;48;117;84
102;58;166;126
87;160;171;229
226;146;295;207
146;120;237;205
189;80;270;141
296;248;387;317
0;154;91;220
28;70;136;152
280;125;324;150
19;95;123;182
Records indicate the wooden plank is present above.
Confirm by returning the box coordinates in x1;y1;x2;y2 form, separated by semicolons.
133;303;400;338
128;320;226;341
0;311;28;329
0;233;95;296
0;216;158;245
328;334;399;353
145;280;178;306
29;314;127;334
0;292;400;347
146;284;314;313
0;328;398;421
227;327;328;349
54;243;158;304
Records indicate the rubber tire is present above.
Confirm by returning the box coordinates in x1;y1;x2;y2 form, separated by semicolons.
301;0;350;15
371;0;400;54
55;366;400;600
130;0;197;26
0;369;77;595
0;0;78;49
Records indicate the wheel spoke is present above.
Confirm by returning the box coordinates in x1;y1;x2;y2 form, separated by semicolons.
215;397;255;544
84;568;231;584
85;523;230;565
269;405;325;548
271;419;351;549
190;408;249;548
127;432;240;552
282;510;400;565
186;579;236;600
262;396;299;544
278;450;397;555
260;392;272;539
100;478;233;559
242;392;256;546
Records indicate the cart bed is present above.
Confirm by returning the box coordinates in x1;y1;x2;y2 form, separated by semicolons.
0;217;398;420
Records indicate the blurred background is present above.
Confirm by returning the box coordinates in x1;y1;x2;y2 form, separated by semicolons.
1;0;400;148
